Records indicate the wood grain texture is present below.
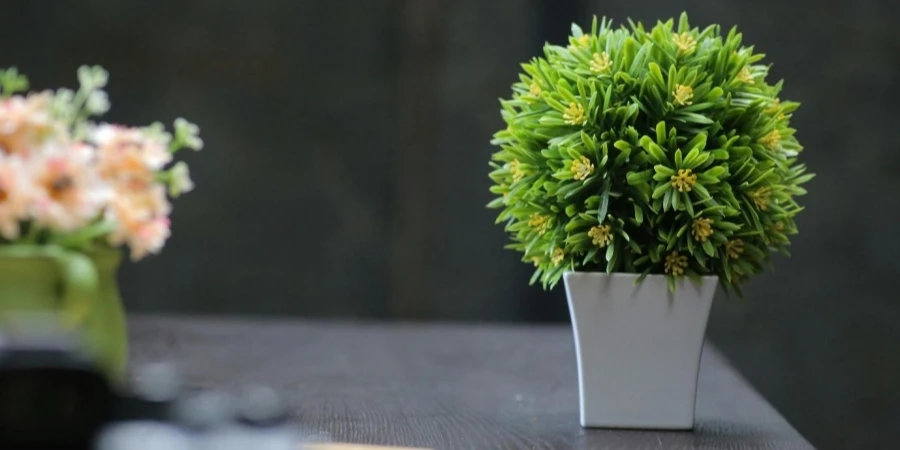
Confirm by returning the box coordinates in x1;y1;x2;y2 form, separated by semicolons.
128;316;814;450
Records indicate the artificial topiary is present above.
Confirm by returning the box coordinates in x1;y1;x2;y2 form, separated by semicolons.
487;13;813;293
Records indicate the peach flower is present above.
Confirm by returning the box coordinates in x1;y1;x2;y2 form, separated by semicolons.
0;154;32;239
105;183;172;260
29;144;108;232
129;217;170;261
0;92;60;154
92;124;171;186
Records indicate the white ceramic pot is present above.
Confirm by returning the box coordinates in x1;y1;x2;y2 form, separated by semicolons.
563;272;718;429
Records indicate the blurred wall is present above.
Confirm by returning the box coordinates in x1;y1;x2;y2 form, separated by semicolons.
2;0;898;448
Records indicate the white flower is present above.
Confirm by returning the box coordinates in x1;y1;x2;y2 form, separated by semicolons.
85;90;110;115
168;162;194;197
141;122;172;145
77;65;108;91
174;118;203;151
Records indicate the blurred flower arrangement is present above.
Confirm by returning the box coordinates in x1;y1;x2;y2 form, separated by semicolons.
0;66;202;260
488;14;813;293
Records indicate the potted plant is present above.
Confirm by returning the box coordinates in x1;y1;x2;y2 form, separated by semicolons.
488;14;812;429
0;66;202;379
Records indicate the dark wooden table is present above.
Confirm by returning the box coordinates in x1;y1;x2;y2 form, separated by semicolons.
128;315;814;450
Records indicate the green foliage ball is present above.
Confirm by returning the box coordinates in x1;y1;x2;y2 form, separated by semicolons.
488;13;813;293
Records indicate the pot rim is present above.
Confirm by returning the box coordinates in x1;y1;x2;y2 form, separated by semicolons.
563;271;719;282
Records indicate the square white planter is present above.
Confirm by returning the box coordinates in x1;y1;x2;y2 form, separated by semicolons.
563;272;717;429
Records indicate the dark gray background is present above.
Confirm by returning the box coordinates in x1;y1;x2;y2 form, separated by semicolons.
2;1;898;448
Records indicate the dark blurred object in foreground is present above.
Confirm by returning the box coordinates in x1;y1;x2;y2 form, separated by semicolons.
0;319;295;450
0;323;112;449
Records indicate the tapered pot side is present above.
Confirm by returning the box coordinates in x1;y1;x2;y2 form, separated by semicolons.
564;272;717;429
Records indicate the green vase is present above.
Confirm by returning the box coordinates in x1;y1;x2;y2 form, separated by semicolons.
0;245;127;381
